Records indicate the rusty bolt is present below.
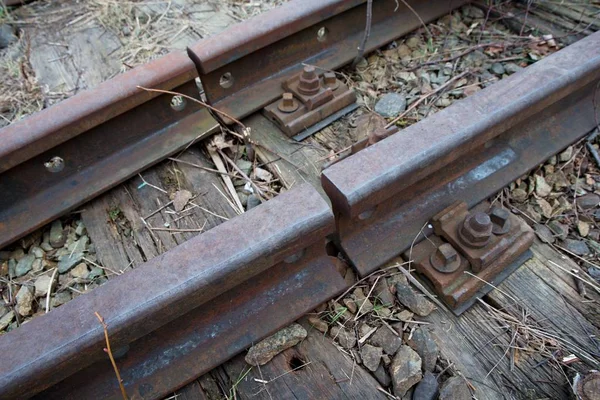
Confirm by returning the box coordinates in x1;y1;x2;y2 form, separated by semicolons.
489;207;511;235
429;243;461;273
459;212;493;248
322;71;339;90
297;65;321;96
277;92;299;113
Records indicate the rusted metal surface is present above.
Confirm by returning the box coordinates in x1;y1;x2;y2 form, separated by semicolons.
263;66;356;137
0;184;340;399
0;81;219;249
39;246;346;399
407;202;534;314
322;30;600;276
188;0;470;124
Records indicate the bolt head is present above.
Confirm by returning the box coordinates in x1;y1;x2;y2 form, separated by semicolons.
430;243;461;273
323;72;339;90
459;212;492;247
489;207;511;235
277;92;299;113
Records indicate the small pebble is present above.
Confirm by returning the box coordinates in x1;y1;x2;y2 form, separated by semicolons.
246;195;261;210
361;344;383;372
329;326;356;349
308;316;328;333
439;376;471;400
412;371;439;400
394;282;435;317
375;93;407;117
15;254;35;277
49;220;66;248
245;323;307;366
34;274;55;298
15;286;34;316
390;345;422;397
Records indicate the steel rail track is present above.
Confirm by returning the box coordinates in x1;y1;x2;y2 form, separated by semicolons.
0;0;599;398
0;0;467;250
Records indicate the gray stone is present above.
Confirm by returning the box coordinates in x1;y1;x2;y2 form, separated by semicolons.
246;194;261;210
370;327;402;355
577;193;600;210
34;274;55;298
534;224;555;244
8;259;16;278
504;63;523;74
390;345;423;397
0;311;15;331
41;241;54;252
58;252;84;273
535;175;552;197
237;191;248;207
329;326;356;349
0;24;16;49
29;246;45;259
589;266;600;282
88;267;105;280
548;221;569;240
51;291;72;308
75;221;87;237
404;327;438;372
49;220;66;248
308;316;328;333
31;259;43;273
235;159;253;176
439;376;471;400
395;282;435;316
406;37;421;49
361;344;383;372
563;239;590;256
245;323;307;366
71;263;89;279
511;188;528;202
10;247;24;261
375;93;407;117
559;146;574;162
373;362;391;387
15;286;34;316
15;254;35;277
412;371;439;400
68;235;89;253
490;62;505;75
374;279;395;306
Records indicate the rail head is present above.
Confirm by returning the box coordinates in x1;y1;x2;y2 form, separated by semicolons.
322;30;600;219
0;183;333;399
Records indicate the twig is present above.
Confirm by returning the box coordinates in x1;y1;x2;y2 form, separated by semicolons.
385;70;470;128
217;148;265;199
352;0;373;67
547;259;600;294
137;86;246;130
45;268;58;313
95;312;128;400
396;264;447;311
168;157;236;177
207;144;244;214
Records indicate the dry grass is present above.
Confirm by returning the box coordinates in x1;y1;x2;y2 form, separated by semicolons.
0;38;43;128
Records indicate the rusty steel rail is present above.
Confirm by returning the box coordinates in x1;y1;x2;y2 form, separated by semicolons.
0;0;467;250
0;184;346;399
322;30;600;276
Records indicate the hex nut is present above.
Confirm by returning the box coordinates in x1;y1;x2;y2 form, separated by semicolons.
459;212;492;248
298;66;321;96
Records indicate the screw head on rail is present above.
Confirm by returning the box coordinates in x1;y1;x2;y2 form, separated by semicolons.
429;243;461;273
459;212;492;248
322;71;339;90
297;65;321;96
489;207;511;235
278;92;299;113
